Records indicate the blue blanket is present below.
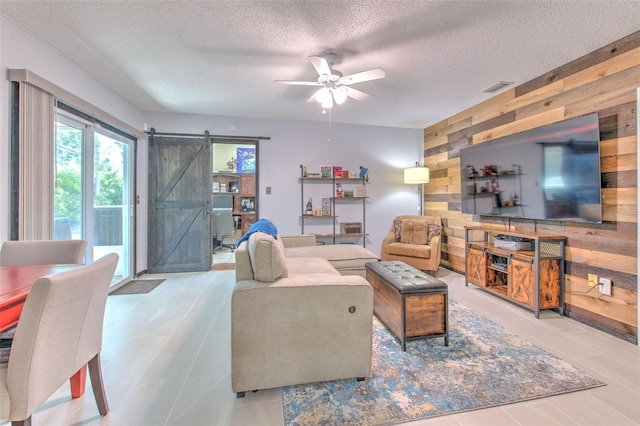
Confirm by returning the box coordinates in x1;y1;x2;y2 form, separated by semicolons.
236;218;278;247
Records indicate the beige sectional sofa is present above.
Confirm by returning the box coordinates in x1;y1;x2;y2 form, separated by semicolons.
280;234;379;277
232;231;375;397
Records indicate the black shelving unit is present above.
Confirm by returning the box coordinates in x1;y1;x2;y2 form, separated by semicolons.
299;177;368;247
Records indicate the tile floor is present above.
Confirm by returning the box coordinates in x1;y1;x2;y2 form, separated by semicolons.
3;267;639;425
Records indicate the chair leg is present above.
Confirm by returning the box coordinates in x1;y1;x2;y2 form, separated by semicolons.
88;353;109;416
12;416;31;426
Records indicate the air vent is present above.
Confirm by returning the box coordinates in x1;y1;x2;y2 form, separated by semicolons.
483;81;514;93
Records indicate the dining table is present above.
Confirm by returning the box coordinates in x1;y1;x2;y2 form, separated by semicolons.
0;263;88;398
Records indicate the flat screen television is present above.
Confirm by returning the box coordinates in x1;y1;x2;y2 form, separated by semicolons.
460;113;602;223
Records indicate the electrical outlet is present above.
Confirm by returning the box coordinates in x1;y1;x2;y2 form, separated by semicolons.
599;278;612;296
588;273;598;287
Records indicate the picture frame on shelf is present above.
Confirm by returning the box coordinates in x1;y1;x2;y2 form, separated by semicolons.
241;198;255;212
322;198;331;216
333;166;343;178
212;181;220;192
320;166;333;178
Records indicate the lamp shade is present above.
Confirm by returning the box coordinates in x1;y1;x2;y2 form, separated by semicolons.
404;166;430;184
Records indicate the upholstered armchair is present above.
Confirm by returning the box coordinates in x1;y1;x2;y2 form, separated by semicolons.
380;215;442;274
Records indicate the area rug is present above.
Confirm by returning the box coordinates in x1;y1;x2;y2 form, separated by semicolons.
283;300;605;425
110;279;165;295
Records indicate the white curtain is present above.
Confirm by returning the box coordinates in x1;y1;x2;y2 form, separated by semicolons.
18;82;55;240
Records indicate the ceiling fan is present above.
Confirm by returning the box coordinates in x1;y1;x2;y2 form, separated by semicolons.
274;53;385;109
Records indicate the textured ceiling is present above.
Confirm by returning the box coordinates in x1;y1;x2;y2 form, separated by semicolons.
1;1;639;129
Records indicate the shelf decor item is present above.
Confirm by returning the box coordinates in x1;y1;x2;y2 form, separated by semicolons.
241;198;255;212
341;222;362;234
320;166;333;178
227;157;238;172
335;183;343;197
322;198;331;216
306;197;313;215
333;166;343;178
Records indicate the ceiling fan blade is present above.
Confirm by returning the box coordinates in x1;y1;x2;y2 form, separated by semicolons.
306;87;327;103
309;55;331;76
344;87;370;101
306;90;320;103
339;68;385;85
274;80;322;86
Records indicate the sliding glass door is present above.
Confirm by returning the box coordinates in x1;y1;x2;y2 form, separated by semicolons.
55;113;134;285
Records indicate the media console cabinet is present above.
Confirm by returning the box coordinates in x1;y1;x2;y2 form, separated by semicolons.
464;226;566;318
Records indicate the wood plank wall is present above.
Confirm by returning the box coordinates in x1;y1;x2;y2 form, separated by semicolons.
423;31;639;343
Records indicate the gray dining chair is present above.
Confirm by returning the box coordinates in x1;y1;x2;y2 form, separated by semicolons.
0;240;87;266
0;253;118;425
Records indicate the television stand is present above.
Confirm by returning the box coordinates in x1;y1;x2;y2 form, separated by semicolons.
464;226;566;318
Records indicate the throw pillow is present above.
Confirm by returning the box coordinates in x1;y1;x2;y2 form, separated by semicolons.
400;220;429;245
427;224;442;245
248;232;288;282
393;219;403;242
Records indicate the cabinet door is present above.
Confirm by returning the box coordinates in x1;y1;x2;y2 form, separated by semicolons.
538;259;561;309
240;174;255;196
466;246;486;286
508;258;534;307
241;214;256;234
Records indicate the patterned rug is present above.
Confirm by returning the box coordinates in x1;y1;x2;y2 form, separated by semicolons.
283;300;605;425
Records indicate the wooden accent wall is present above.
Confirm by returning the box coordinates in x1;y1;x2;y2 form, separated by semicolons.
424;31;639;343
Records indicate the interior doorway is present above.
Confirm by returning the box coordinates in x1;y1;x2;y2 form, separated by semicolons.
211;140;258;266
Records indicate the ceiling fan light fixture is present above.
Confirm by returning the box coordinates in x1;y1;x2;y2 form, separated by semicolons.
332;87;348;105
320;92;333;109
313;87;329;102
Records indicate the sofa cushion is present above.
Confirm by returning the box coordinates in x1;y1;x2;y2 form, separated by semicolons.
387;242;432;258
286;257;340;276
285;244;378;272
248;232;288;282
400;220;429;245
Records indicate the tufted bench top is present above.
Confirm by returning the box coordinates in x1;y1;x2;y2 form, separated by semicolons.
365;261;447;294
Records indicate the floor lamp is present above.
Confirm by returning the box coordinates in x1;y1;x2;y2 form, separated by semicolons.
404;163;430;215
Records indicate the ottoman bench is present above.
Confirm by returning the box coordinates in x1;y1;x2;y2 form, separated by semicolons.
365;260;449;350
